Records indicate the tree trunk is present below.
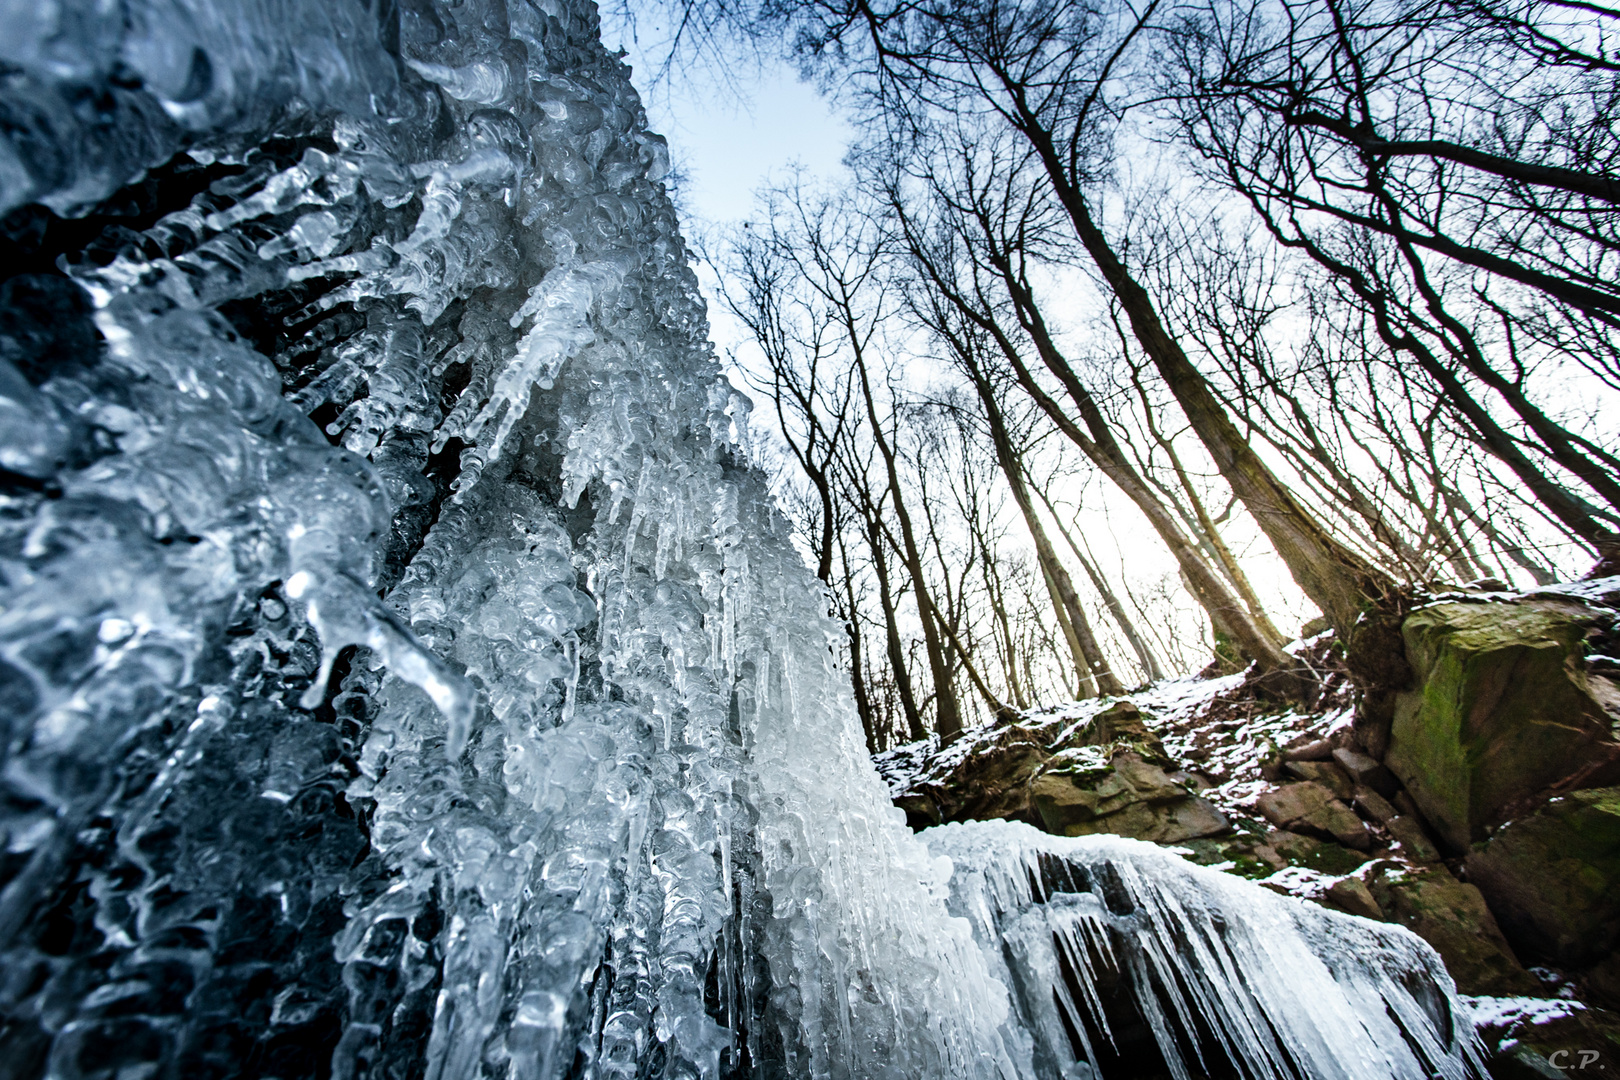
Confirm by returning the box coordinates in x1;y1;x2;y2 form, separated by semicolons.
836;529;880;752
849;346;965;743
1041;557;1099;699
863;509;925;742
968;364;1126;695
1031;478;1167;684
949;266;1308;693
1014;111;1393;637
895;196;1309;695
1139;385;1291;648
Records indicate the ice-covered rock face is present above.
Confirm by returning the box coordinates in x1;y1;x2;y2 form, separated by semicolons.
928;822;1483;1080
0;1;1486;1078
0;1;1012;1076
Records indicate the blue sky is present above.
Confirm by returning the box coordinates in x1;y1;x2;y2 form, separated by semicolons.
602;19;855;227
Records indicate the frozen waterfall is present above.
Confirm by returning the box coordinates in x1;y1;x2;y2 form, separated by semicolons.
0;0;1480;1076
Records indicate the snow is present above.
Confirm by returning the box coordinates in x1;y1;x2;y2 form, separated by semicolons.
1526;575;1620;606
1462;995;1586;1032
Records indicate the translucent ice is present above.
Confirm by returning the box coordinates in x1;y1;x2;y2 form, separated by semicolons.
0;0;1487;1076
926;820;1483;1080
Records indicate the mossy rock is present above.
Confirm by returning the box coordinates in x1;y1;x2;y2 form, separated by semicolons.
1265;829;1371;876
1365;863;1538;995
1386;600;1620;852
1054;699;1170;763
1029;750;1229;843
1466;786;1620;968
1173;835;1279;880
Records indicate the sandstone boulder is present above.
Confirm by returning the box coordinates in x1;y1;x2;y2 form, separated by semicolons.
1283;759;1353;799
1331;747;1399;798
1364;864;1539;995
1386;599;1620;852
1351;787;1399;825
1465;786;1620;968
1324;876;1382;920
892;730;1050;829
1256;781;1372;850
1028;748;1229;843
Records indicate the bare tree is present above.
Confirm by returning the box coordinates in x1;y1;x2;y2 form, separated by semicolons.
1167;0;1620;562
724;186;968;740
781;0;1400;637
886;132;1310;692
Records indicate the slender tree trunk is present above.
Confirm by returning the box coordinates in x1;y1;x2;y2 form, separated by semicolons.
1145;397;1290;647
811;468;836;584
1030;478;1167;684
835;529;880;752
930;594;1016;721
1013;110;1393;635
941;270;1307;691
1270;380;1432;577
967;364;1126;694
1441;483;1556;586
894;194;1307;693
1252;204;1620;561
850;345;965;742
1041;558;1098;699
975;541;1029;710
862;509;924;742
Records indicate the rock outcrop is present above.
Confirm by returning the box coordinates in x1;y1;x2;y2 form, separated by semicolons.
1465;787;1620;970
1029;748;1229;842
888;701;1229;843
1385;597;1620;852
878;583;1620;1007
1369;584;1620;1004
1363;863;1540;996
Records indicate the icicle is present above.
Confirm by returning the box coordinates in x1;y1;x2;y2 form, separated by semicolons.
0;1;1492;1077
927;821;1483;1080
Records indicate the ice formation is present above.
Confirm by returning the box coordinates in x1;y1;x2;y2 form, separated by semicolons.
0;0;1483;1077
927;822;1482;1080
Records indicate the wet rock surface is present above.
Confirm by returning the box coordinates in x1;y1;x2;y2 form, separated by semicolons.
1466;787;1620;969
1365;863;1540;996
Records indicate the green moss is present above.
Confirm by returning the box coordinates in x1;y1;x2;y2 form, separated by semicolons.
1387;601;1614;850
1465;786;1620;965
1172;837;1275;880
1300;843;1371;876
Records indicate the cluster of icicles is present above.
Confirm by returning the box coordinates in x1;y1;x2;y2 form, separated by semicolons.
0;0;1481;1077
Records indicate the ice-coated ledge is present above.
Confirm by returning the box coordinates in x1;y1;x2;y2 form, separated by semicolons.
927;819;1485;1080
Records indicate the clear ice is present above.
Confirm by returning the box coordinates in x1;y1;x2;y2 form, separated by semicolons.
0;0;1484;1076
927;822;1482;1080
